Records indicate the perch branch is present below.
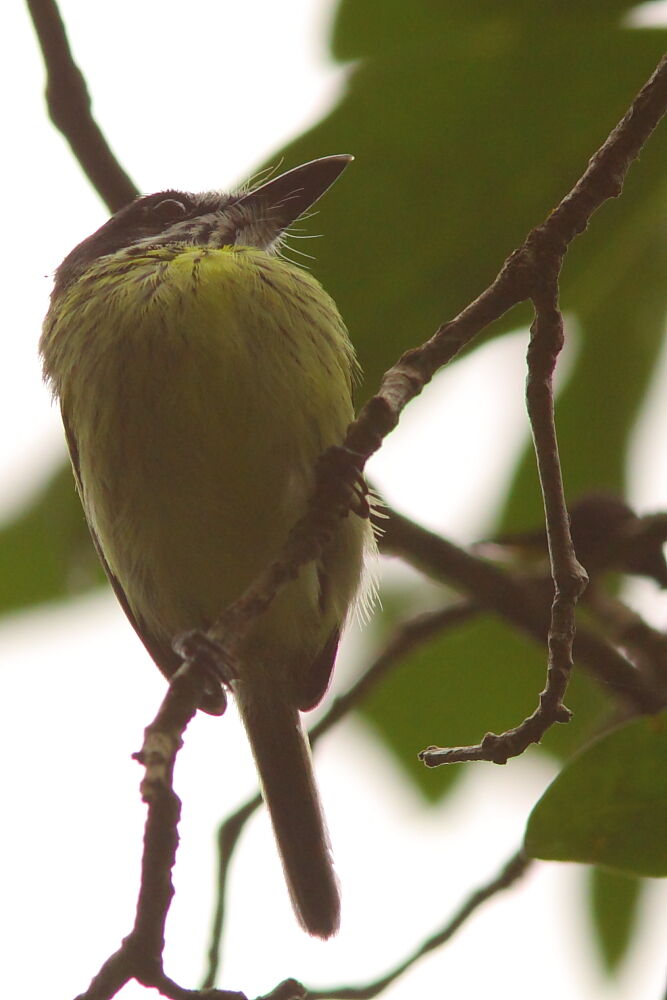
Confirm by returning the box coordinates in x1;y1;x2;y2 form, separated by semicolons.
73;666;244;999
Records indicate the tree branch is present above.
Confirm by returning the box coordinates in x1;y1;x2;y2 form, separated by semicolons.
26;0;139;211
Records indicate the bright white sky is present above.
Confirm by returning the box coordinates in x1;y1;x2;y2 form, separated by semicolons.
1;3;667;999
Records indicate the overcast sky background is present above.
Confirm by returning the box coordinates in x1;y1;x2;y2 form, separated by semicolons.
2;2;667;998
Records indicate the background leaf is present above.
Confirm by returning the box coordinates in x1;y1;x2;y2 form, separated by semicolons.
524;710;667;877
0;464;100;615
587;867;644;973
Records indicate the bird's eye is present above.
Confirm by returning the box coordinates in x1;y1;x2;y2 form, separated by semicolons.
152;198;188;222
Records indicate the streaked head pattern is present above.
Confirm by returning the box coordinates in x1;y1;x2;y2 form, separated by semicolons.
54;155;354;296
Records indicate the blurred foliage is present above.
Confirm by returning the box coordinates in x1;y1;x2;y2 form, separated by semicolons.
0;464;101;614
525;710;667;876
8;0;667;972
588;867;643;972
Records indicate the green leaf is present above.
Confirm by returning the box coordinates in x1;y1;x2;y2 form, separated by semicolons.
0;464;101;615
525;711;667;877
279;13;667;399
587;867;644;973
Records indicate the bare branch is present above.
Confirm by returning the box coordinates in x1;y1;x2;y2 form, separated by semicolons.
303;851;531;1000
201;53;667;757
411;56;667;761
26;0;138;211
202;793;262;990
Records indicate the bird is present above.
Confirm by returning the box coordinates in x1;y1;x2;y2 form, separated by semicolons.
40;155;374;939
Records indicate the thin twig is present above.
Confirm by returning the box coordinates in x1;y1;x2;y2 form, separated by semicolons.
203;794;262;989
26;0;138;211
302;851;532;999
202;600;481;988
422;248;590;764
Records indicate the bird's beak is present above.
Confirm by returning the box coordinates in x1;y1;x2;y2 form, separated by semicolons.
234;155;354;236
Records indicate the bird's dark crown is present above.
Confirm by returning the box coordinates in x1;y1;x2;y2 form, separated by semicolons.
52;155;353;297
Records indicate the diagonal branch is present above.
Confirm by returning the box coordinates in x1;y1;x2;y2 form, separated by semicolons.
26;0;139;211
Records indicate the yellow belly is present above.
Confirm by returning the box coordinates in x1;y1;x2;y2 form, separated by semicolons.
45;244;368;671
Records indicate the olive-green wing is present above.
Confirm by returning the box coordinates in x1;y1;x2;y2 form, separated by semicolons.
62;415;225;714
296;625;340;712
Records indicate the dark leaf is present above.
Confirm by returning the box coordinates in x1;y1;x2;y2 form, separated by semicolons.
587;866;644;973
525;711;667;877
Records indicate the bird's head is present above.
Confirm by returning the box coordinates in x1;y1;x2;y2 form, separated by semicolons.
54;155;353;294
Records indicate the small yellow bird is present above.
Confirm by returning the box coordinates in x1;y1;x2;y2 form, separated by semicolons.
40;156;373;938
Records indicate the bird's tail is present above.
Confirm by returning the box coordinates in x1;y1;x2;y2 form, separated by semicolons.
234;677;340;938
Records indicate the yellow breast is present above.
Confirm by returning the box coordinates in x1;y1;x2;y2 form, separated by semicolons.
42;245;368;668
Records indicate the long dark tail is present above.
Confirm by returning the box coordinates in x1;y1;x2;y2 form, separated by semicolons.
234;678;340;938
